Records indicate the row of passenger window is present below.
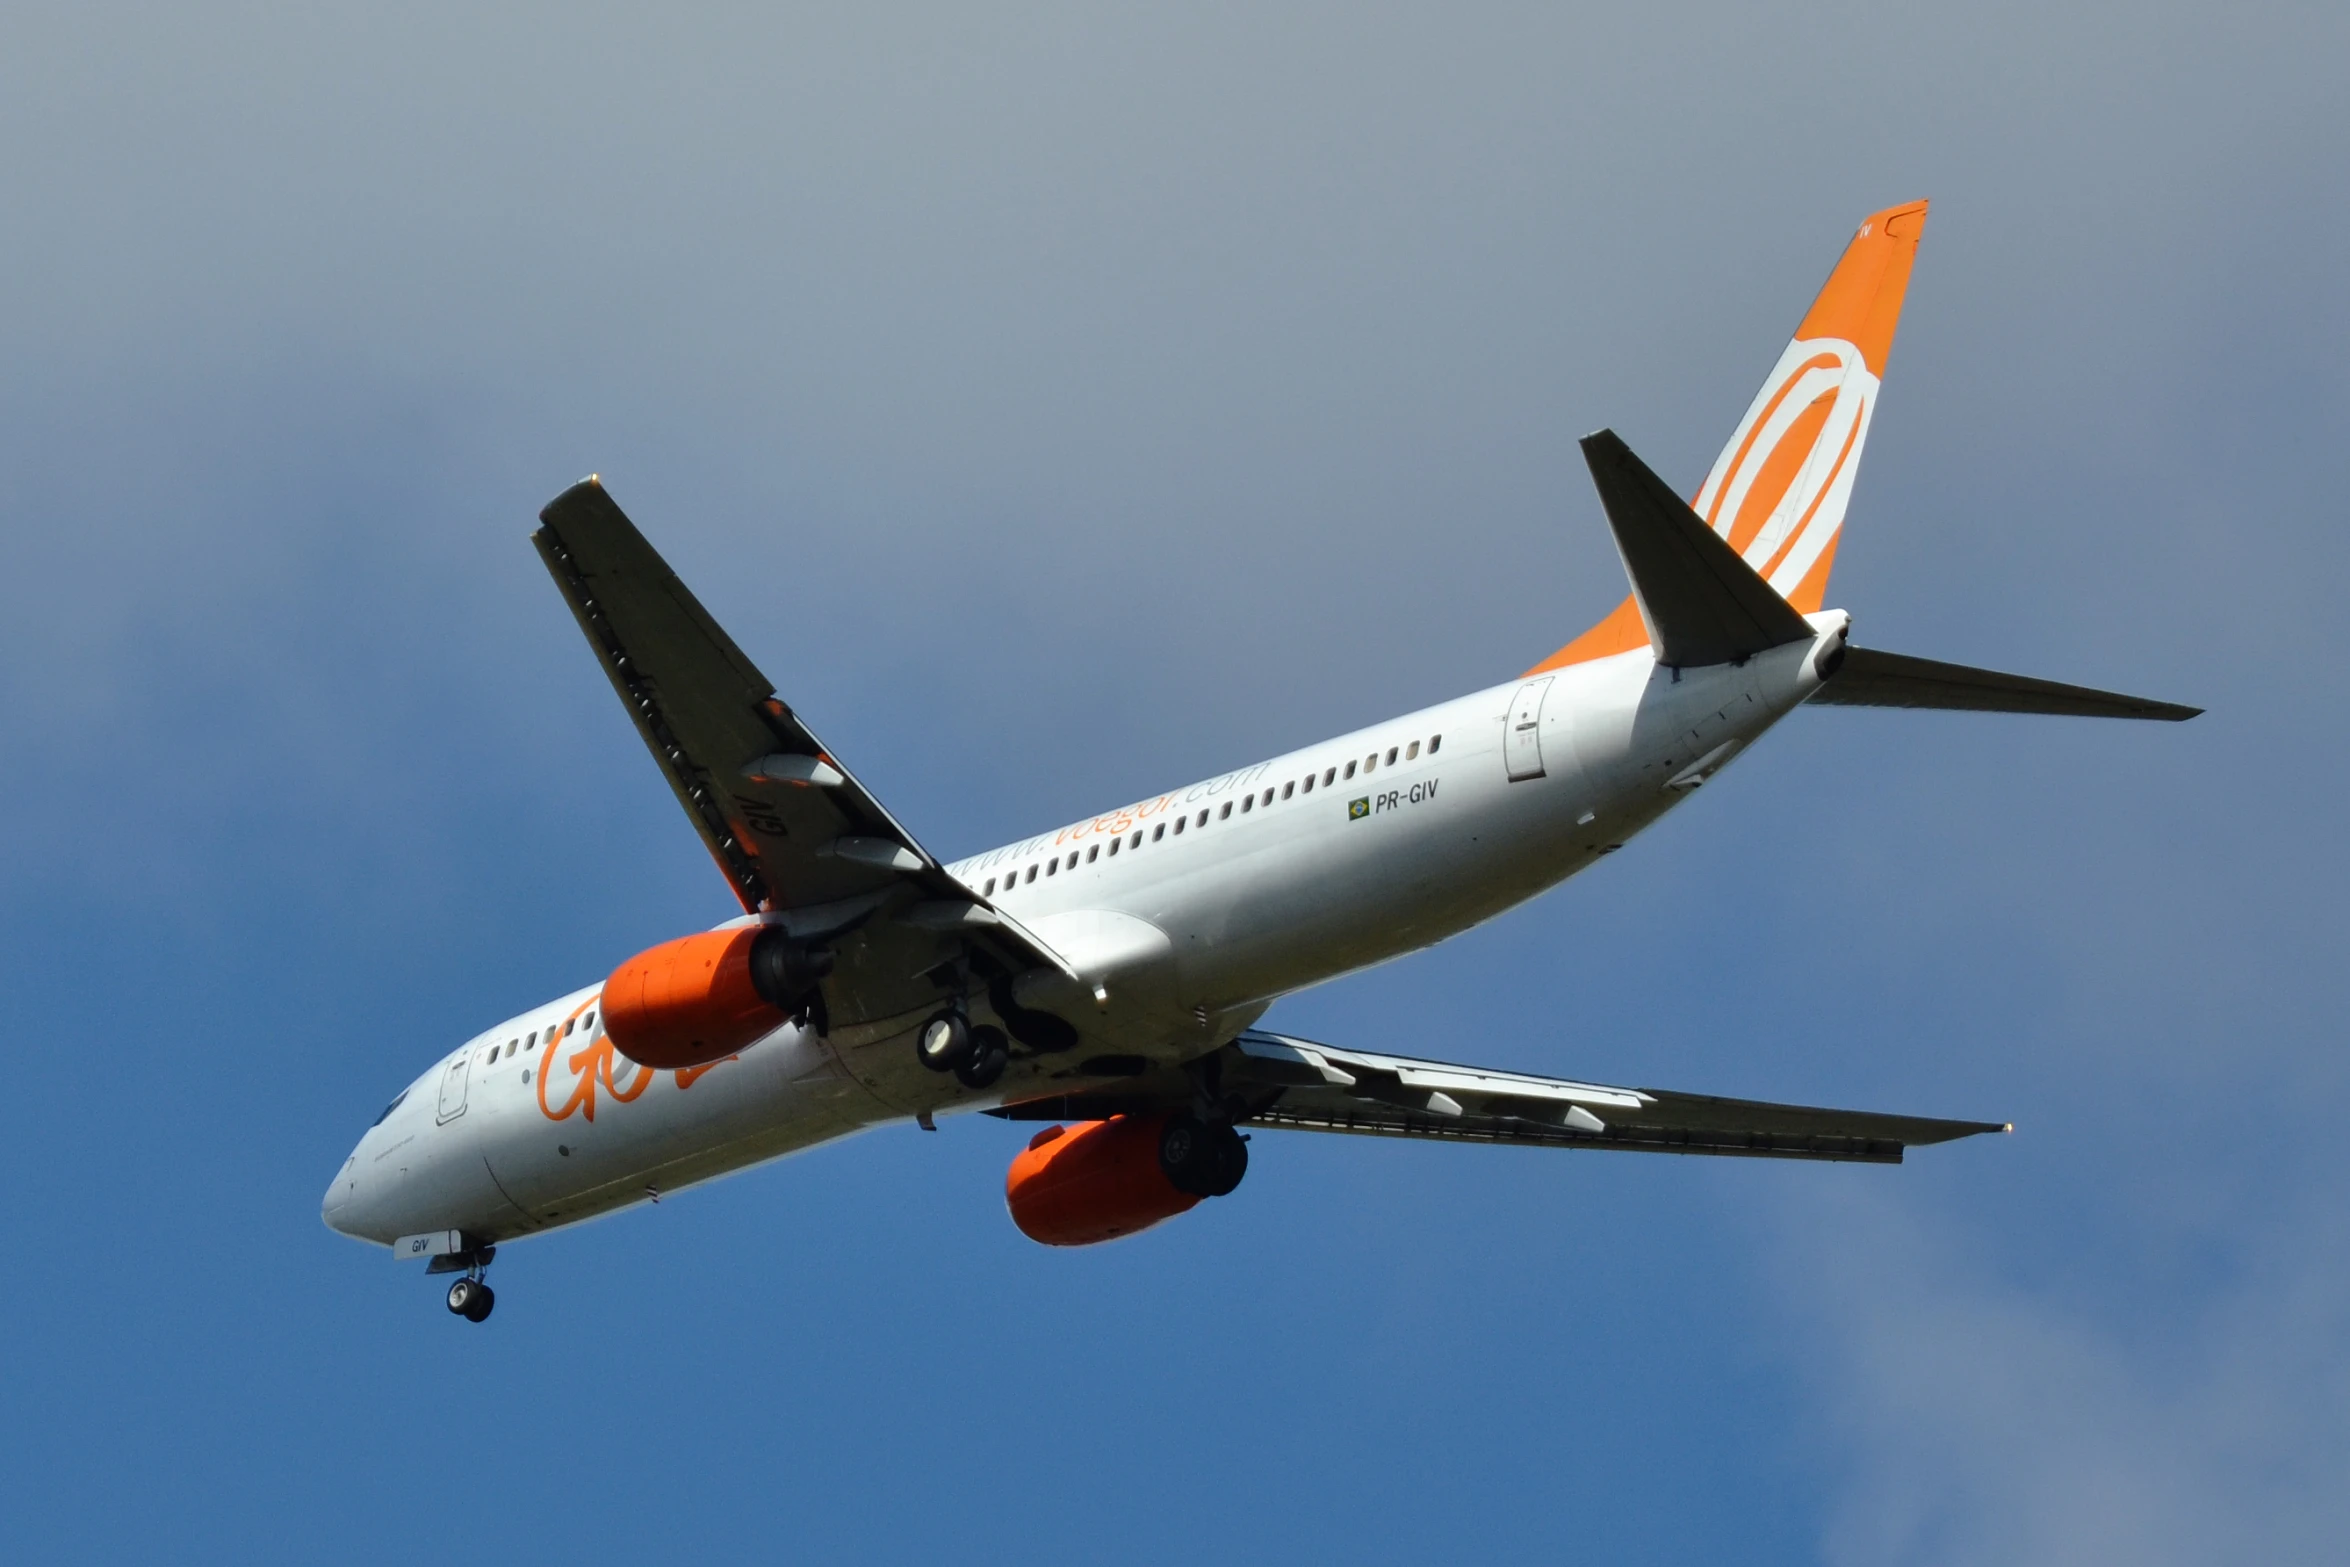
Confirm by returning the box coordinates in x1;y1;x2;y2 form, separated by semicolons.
982;733;1441;898
478;1009;597;1069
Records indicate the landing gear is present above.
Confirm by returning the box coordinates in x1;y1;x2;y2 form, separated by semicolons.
918;1009;1010;1089
916;1010;973;1072
445;1276;495;1323
1160;1112;1248;1198
434;1242;497;1323
954;1026;1010;1090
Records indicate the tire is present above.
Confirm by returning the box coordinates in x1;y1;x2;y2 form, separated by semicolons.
1161;1115;1248;1198
1202;1125;1248;1197
462;1284;495;1323
954;1027;1009;1090
915;1011;972;1072
1159;1113;1209;1195
446;1277;480;1316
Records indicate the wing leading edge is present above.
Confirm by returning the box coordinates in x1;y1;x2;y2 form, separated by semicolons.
992;1031;2008;1165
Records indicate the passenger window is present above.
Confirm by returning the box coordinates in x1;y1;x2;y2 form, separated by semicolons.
1429;734;1442;754
584;1011;596;1032
1262;789;1274;806
1197;810;1209;827
1026;865;1038;883
1385;747;1398;766
563;1018;574;1037
526;1030;538;1047
1344;761;1356;780
506;1040;518;1058
1132;830;1144;848
1154;824;1166;841
1365;754;1377;773
984;877;996;895
1174;817;1186;835
1282;782;1294;800
1302;775;1314;793
1241;795;1253;813
1046;859;1057;876
1086;845;1099;863
1067;852;1078;869
1218;803;1231;820
1107;838;1119;857
1406;741;1420;759
1323;766;1336;786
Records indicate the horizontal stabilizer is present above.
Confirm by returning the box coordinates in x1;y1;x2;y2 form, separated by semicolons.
1812;647;2201;720
1581;430;1818;668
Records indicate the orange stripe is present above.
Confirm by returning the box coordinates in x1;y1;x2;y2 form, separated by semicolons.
1756;399;1865;584
1726;391;1836;556
1704;353;1842;529
1783;532;1841;615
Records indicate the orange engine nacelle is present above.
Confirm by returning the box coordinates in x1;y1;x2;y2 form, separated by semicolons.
1004;1115;1198;1246
601;926;825;1070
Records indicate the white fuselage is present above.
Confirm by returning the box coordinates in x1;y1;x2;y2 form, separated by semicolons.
322;622;1840;1248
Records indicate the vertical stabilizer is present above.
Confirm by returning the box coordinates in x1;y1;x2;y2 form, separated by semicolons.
1529;201;1927;674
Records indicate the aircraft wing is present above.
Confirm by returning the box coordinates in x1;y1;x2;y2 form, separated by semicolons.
533;479;1077;1032
993;1030;2007;1164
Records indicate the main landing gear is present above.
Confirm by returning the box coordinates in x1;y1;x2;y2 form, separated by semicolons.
1159;1111;1248;1197
916;1009;1009;1090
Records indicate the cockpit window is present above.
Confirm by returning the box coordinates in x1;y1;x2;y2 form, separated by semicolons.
370;1089;408;1128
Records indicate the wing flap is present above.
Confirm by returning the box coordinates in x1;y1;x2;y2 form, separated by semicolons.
991;1030;2007;1166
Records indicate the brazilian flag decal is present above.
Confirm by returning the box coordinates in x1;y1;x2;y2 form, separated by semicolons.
1348;797;1370;820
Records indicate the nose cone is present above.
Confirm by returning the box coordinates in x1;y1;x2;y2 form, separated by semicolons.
322;1154;358;1235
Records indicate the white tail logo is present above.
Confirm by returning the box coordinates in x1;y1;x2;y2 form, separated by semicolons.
1692;335;1879;604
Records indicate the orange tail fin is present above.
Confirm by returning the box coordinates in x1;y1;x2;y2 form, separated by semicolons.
1529;200;1928;674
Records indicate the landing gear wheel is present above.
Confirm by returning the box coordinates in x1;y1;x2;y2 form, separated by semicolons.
446;1277;494;1322
1160;1114;1249;1198
915;1011;973;1073
1201;1125;1248;1197
954;1026;1010;1090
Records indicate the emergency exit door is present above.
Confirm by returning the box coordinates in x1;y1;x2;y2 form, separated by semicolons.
1505;677;1553;782
436;1052;472;1124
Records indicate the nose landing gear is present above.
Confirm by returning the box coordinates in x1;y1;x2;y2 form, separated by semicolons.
446;1275;495;1322
431;1243;498;1323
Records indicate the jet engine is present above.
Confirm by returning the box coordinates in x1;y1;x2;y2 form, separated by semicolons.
1004;1112;1248;1246
600;926;831;1069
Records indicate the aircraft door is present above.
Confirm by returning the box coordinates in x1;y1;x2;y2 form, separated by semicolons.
435;1053;472;1124
1505;677;1553;782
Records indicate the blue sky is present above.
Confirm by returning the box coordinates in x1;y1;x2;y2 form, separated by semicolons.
3;5;2344;1562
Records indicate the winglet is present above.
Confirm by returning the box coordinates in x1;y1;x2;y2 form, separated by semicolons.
1580;430;1817;669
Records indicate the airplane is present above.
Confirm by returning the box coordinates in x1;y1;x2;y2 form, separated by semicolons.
323;201;2197;1322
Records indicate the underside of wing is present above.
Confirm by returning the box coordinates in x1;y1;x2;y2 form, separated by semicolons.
992;1030;2007;1165
534;479;1074;1033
